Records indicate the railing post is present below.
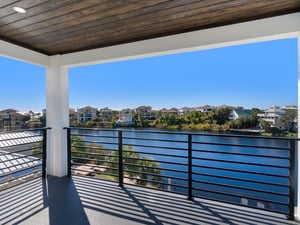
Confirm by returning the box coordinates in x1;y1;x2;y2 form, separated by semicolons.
188;133;193;200
118;130;123;188
42;128;47;178
289;140;296;220
66;127;71;177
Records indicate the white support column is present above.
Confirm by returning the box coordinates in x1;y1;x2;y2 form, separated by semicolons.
46;55;69;177
296;35;300;221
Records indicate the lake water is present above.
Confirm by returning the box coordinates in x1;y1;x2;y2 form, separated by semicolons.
72;128;292;214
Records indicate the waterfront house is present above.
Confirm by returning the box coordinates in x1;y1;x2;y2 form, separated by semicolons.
117;108;135;126
0;1;299;224
98;107;113;123
77;106;97;123
257;106;286;128
136;106;158;120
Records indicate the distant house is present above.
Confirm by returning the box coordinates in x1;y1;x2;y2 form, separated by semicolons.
197;105;216;113
159;108;179;116
257;106;285;128
136;106;157;120
77;106;97;123
0;109;23;130
99;107;113;122
229;108;252;120
179;107;195;116
117;109;134;126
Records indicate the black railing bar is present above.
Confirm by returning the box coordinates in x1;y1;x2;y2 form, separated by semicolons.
122;156;188;166
72;139;118;146
0;146;42;155
71;146;117;154
123;169;188;182
0;171;42;191
71;168;119;178
0;161;41;174
193;141;290;151
25;153;43;159
0;156;41;165
192;156;289;169
123;175;188;189
0;132;43;140
71;150;116;158
92;171;119;177
71;146;118;153
0;163;42;178
122;143;187;151
122;136;187;144
0;132;43;141
71;134;117;139
192;171;289;187
67;127;300;141
288;140;296;220
0;136;43;145
0;177;42;202
122;150;188;158
192;164;289;178
192;149;289;160
70;156;119;165
71;142;117;149
122;162;188;174
191;132;298;141
71;144;117;152
192;186;288;206
192;192;288;215
0;127;49;135
192;179;289;197
0;140;43;149
71;162;117;171
0;175;41;196
71;166;119;173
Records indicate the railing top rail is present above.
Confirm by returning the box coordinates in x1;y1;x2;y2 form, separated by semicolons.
67;127;299;141
0;127;51;135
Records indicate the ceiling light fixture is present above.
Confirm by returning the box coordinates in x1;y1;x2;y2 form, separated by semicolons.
13;6;26;13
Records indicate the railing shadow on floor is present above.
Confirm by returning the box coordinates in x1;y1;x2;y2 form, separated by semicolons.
0;176;90;225
1;175;299;225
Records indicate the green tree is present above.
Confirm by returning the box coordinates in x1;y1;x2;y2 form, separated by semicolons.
280;109;297;132
212;108;232;125
107;145;162;187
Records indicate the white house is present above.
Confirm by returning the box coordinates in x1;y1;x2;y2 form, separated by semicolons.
257;106;286;128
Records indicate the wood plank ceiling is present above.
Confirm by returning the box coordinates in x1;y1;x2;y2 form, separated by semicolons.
0;0;299;56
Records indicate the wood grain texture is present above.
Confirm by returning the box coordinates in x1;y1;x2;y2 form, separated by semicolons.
0;0;299;55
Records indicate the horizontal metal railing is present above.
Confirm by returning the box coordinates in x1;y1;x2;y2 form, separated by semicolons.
0;128;49;190
66;127;297;220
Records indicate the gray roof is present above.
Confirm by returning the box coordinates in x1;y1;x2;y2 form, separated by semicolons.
0;150;41;177
0;131;42;148
0;131;42;178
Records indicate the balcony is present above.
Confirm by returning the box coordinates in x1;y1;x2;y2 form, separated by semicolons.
1;175;299;225
1;128;299;224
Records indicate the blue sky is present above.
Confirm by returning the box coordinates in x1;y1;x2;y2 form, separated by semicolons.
0;38;298;112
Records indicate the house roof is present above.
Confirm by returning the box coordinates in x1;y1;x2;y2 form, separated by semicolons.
0;131;42;178
0;131;42;148
233;109;252;117
0;1;299;55
0;150;41;177
78;106;97;111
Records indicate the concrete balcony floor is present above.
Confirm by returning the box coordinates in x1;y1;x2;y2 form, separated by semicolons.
0;176;299;225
